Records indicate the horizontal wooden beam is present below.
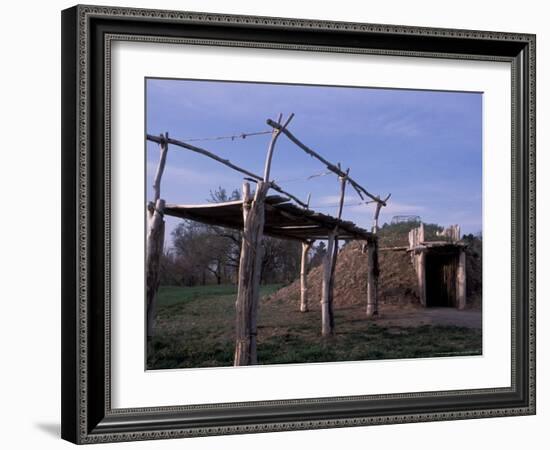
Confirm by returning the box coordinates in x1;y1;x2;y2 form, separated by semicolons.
147;134;307;208
379;246;408;251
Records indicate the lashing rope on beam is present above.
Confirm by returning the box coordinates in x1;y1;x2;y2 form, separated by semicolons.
274;170;333;184
172;130;272;143
310;200;377;209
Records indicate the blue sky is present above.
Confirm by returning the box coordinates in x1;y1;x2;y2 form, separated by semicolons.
146;78;482;246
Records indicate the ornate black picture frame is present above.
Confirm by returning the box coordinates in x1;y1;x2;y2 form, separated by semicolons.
61;4;536;444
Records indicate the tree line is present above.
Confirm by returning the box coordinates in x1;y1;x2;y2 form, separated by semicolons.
159;186;327;287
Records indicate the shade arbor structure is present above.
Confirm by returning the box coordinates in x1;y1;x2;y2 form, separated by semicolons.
146;114;390;366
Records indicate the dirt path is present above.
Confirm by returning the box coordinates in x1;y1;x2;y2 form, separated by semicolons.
372;305;482;329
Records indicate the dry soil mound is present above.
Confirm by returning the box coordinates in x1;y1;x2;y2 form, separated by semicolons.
266;240;419;309
266;231;482;310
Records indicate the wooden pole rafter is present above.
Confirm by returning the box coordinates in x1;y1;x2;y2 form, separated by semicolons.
267;117;391;237
372;193;392;233
266;118;391;208
146;133;308;208
320;167;349;337
300;240;314;313
263;113;294;181
152;132;169;204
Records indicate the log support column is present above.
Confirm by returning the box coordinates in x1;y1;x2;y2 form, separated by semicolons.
415;250;427;307
146;134;168;341
320;169;349;337
234;113;293;366
366;239;380;318
456;249;467;310
321;232;336;336
408;224;427;307
234;182;268;366
146;199;165;340
300;240;313;312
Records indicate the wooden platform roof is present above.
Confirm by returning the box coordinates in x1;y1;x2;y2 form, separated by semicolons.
164;195;375;243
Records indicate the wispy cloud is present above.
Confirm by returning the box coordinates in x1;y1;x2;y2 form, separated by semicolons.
146;79;482;234
376;201;426;214
146;162;236;188
313;195;426;223
375;113;422;137
348;201;426;217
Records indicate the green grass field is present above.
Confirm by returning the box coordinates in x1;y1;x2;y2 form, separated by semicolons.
147;284;482;369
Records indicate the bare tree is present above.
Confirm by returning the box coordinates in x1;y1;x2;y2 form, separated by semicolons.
309;241;327;269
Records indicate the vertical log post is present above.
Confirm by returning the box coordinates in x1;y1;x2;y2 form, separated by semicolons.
327;236;338;331
152;132;169;204
146;133;168;341
454;225;461;242
146;199;165;339
416;251;427;307
372;202;383;233
367;200;384;320
234;181;269;366
416;224;427;306
234;114;294;366
321;231;336;337
366;239;380;317
320;169;349;337
300;240;313;312
372;193;391;233
456;249;467;309
408;223;427;307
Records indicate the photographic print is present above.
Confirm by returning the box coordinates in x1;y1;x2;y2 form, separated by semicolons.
61;8;535;442
145;78;483;370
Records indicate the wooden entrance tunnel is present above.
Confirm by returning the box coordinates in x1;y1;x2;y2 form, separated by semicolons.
408;224;467;310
